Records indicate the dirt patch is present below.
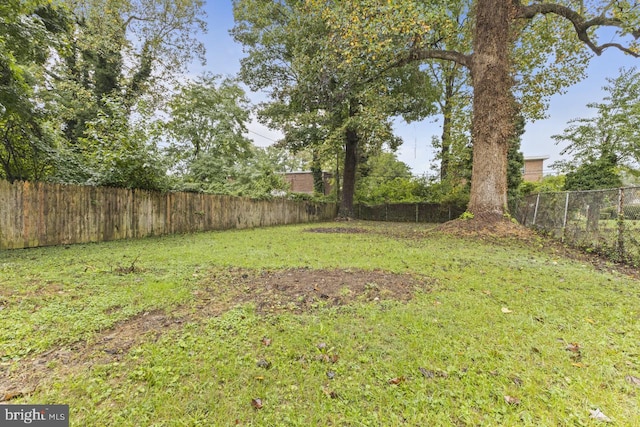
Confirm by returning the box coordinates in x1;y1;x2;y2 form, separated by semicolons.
0;267;430;401
305;227;369;234
198;268;432;314
434;215;538;241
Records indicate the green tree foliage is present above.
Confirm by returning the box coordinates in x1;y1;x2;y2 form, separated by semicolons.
175;146;291;198
519;174;566;196
0;1;70;181
53;0;207;142
232;0;437;217
355;151;424;204
161;75;253;176
53;98;168;190
563;155;623;191
553;67;640;189
26;0;207;189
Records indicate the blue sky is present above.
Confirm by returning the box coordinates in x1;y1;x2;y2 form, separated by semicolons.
196;1;639;176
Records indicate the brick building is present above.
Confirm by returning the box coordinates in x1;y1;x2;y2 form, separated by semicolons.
284;171;333;195
523;156;549;182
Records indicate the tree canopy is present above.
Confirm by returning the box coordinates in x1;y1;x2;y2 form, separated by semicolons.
306;0;640;219
553;66;640;188
232;0;437;216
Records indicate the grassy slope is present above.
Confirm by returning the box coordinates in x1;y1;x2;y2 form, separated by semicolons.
1;222;639;426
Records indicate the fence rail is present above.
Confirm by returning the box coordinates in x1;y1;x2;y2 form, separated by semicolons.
514;186;640;264
0;180;337;250
354;203;465;223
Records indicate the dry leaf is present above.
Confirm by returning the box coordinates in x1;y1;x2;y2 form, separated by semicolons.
388;377;405;385
565;343;580;352
585;318;595;324
261;337;272;346
571;362;585;368
625;375;640;387
501;307;513;314
419;367;434;379
317;342;327;350
326;371;335;379
251;398;263;410
589;408;612;422
504;395;520;405
257;359;271;369
322;386;338;399
2;391;24;402
482;290;491;295
329;354;339;363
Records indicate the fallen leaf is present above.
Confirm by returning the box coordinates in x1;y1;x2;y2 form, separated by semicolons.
322;386;338;399
254;376;264;381
571;362;585;368
504;395;520;405
482;290;491;295
585;318;595;324
501;307;513;314
317;342;327;350
251;398;263;410
261;337;272;346
419;367;434;378
565;343;580;352
625;375;640;387
589;408;611;422
257;359;271;369
388;377;405;385
2;392;24;402
326;371;335;379
329;354;339;363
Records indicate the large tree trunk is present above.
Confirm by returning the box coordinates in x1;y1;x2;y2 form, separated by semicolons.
468;0;515;218
339;127;358;218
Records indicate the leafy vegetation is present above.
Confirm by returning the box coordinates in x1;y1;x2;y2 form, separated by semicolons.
1;222;639;425
553;67;640;190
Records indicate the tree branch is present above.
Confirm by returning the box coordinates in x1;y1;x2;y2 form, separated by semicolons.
406;49;472;69
516;2;640;57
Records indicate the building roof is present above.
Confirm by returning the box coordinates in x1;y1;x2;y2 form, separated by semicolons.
524;155;550;161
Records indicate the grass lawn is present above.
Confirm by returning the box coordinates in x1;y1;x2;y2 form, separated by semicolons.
1;221;639;426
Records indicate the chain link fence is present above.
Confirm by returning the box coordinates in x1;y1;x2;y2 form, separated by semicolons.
514;187;640;265
354;203;466;223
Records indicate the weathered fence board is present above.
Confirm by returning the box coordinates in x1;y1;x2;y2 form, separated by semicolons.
0;180;337;250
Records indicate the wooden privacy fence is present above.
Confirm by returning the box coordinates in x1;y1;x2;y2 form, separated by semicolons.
0;180;337;250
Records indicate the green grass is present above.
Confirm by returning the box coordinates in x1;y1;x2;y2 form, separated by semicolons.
1;222;639;425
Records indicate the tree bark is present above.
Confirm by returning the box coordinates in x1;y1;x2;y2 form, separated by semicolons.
468;0;516;217
339;127;358;218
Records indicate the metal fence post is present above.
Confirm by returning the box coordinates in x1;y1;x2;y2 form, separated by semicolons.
617;187;625;258
532;193;540;226
562;191;570;241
